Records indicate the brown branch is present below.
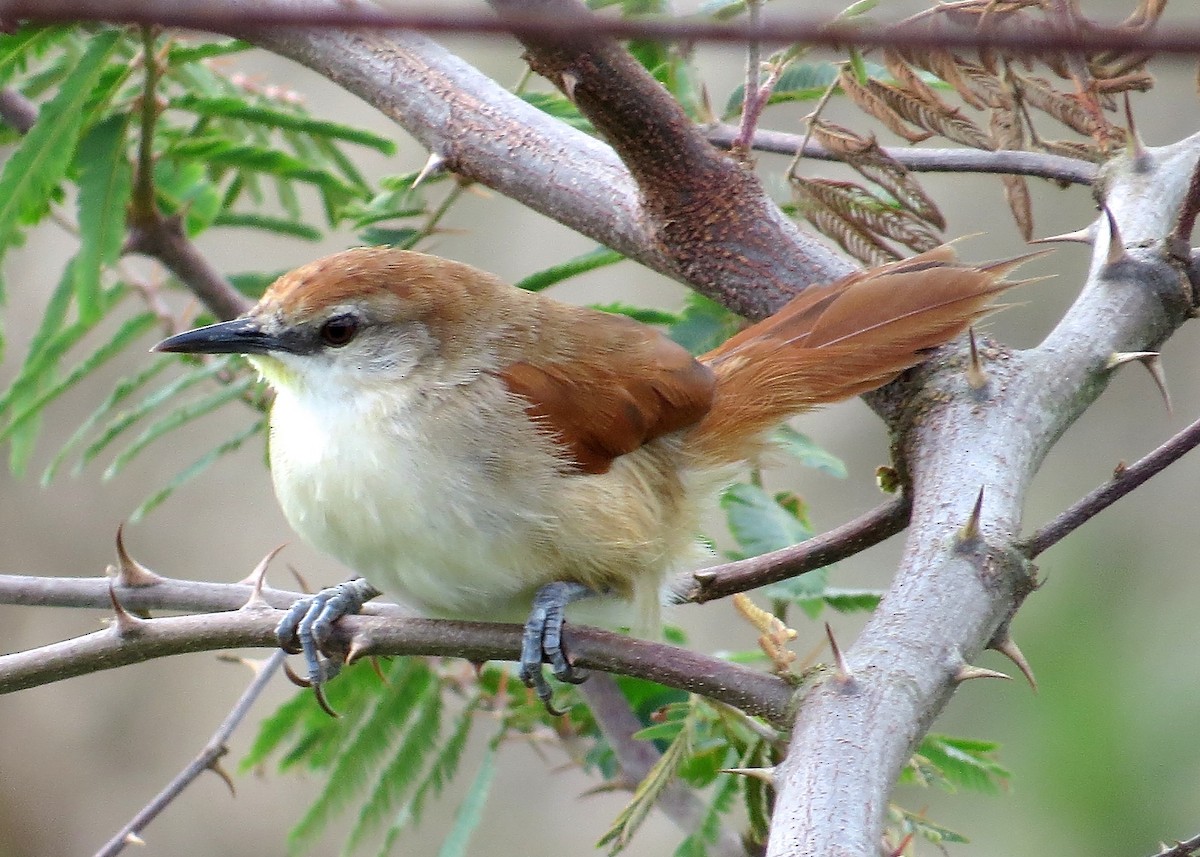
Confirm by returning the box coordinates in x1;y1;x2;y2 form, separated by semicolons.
668;494;911;605
1022;411;1200;558
124;210;251;320
706;124;1099;186
1152;831;1200;857
94;649;287;857
0;574;796;725
0;86;36;132
3;1;1200;58
486;0;852;318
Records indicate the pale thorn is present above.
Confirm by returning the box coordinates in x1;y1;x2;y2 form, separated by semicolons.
287;564;313;595
208;755;236;797
954;664;1012;683
692;567;719;582
825;622;853;683
411;151;447;190
560;70;580;103
956;487;986;545
1029;225;1095;245
990;633;1037;692
237;544;286;610
1124;93;1149;162
1105;352;1171;414
123;832;146;846
108;581;146;638
1102;204;1127;266
345;635;373;666
966;328;987;391
722;766;777;785
113;524;164;588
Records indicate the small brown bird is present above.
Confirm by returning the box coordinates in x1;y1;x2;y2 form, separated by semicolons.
155;244;1031;704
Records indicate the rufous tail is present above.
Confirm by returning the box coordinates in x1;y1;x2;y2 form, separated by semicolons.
683;245;1045;465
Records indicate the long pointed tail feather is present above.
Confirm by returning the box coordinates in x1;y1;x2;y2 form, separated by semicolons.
685;246;1047;465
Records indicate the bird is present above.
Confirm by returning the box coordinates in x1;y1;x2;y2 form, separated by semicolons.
154;244;1035;707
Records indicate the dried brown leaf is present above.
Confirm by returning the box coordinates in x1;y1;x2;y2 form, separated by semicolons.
1038;138;1106;163
867;78;995;150
989;103;1024;150
1092;71;1154;95
838;66;933;144
1000;174;1033;241
899;47;990;110
1015;73;1102;137
792;183;900;267
794;177;941;252
810;121;946;229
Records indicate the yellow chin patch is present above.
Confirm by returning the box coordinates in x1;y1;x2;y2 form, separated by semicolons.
246;354;296;389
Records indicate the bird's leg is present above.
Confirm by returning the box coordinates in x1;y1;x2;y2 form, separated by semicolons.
275;577;382;688
518;580;594;714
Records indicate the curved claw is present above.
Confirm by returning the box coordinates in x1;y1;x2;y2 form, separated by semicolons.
274;577;382;693
518;581;595;715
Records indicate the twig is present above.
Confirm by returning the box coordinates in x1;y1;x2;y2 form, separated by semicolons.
668;495;911;605
0;585;797;725
93;649;287;857
1151;831;1200;857
0;86;36;132
1022;412;1200;558
579;676;749;857
4;1;1200;57
707;124;1098;185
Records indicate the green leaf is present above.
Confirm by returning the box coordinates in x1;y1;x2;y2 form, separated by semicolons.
74;113;133;323
912;734;1009;795
515;247;626;292
166;39;252;66
153;159;222;236
169;94;397;154
520;91;595;134
668;293;742;355
434;735;499;857
130;418;264;520
357;226;421;248
76;357;234;473
0;28;121;281
772;424;847;478
102;376;254;480
344;671;442;854
821;587;883;613
0;312;158;448
724;62;840;117
167;137;359;195
42;358;170;485
890;806;969;846
589;303;679;326
290;662;436;851
211;211;321;240
722;483;812;557
0;25;72;88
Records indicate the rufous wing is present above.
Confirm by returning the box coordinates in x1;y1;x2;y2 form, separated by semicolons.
500;320;716;475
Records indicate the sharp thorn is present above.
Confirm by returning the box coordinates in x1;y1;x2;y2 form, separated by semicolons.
1030;225;1095;245
216;654;271;677
411;150;446;189
1103;204;1127;266
287;564;312;595
692;567;718;583
368;656;389;684
956;487;986;545
123;833;146;846
1139;353;1173;415
114;524;163;588
345;635;371;666
966;327;987;390
560;70;579;103
954;664;1012;683
722;766;777;784
1106;350;1160;369
991;633;1037;692
207;754;236;797
107;581;146;638
1124;93;1148;161
825;622;854;683
237;544;286;610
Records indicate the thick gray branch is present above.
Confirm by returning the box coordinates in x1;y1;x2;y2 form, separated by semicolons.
769;136;1200;855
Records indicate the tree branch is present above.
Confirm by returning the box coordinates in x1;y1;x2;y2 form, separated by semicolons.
705;124;1099;186
0;574;796;725
768;136;1200;855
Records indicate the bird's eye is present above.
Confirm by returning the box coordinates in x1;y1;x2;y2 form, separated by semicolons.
319;315;359;348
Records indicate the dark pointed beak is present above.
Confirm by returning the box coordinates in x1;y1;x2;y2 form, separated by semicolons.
153;318;285;355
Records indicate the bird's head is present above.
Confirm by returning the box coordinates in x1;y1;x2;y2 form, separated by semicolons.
153;247;511;398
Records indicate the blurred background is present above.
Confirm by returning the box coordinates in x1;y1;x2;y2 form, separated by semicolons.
2;1;1199;855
